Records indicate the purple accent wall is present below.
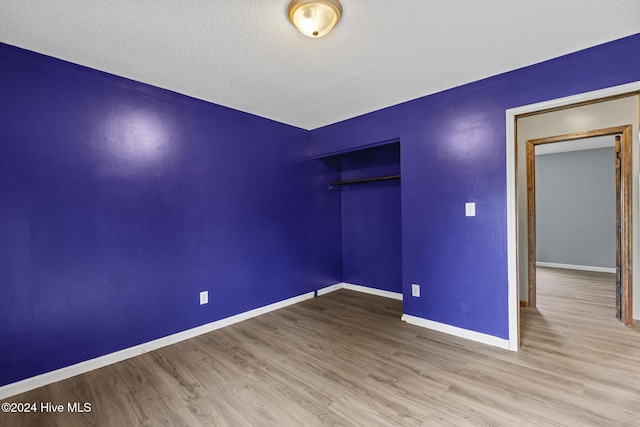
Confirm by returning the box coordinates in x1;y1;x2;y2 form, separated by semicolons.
309;33;640;339
339;143;402;293
0;43;341;387
3;32;640;387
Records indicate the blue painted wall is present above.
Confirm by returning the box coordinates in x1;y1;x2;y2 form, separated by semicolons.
339;143;402;293
3;32;640;387
0;43;341;387
309;33;640;339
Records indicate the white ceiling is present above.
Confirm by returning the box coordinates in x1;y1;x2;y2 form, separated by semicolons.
1;1;639;130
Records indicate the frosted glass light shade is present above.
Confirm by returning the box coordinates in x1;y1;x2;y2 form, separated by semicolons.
288;0;342;38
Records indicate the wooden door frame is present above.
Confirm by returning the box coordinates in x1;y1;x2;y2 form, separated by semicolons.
526;125;633;325
506;83;640;351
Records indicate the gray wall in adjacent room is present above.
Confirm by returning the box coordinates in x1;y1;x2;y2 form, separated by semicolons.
536;147;615;269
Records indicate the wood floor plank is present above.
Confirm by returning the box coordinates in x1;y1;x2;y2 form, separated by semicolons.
2;268;640;425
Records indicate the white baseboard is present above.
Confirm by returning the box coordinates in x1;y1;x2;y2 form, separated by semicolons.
536;262;616;274
0;291;315;400
342;283;403;300
316;283;344;296
401;314;512;351
317;282;403;300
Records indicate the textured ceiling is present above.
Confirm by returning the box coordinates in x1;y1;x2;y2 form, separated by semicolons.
1;1;639;130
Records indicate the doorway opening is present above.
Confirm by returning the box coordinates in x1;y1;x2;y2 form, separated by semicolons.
525;126;632;325
505;83;640;350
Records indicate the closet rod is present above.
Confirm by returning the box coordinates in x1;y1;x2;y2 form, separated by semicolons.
328;174;400;190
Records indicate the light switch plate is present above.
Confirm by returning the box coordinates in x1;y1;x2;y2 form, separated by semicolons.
200;291;209;305
465;202;476;217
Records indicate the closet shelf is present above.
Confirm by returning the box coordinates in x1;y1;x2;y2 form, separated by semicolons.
328;174;400;190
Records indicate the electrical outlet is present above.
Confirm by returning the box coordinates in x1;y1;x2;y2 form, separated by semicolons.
411;284;420;297
199;291;209;305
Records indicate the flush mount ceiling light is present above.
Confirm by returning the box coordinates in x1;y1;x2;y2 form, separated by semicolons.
288;0;343;38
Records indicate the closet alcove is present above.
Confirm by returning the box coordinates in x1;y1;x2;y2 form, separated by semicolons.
315;141;402;295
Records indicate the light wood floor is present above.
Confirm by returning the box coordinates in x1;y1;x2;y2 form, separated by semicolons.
2;268;640;426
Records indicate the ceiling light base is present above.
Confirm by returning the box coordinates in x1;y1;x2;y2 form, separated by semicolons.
288;0;342;38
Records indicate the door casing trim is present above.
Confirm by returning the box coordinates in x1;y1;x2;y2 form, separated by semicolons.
505;81;640;351
525;126;632;325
